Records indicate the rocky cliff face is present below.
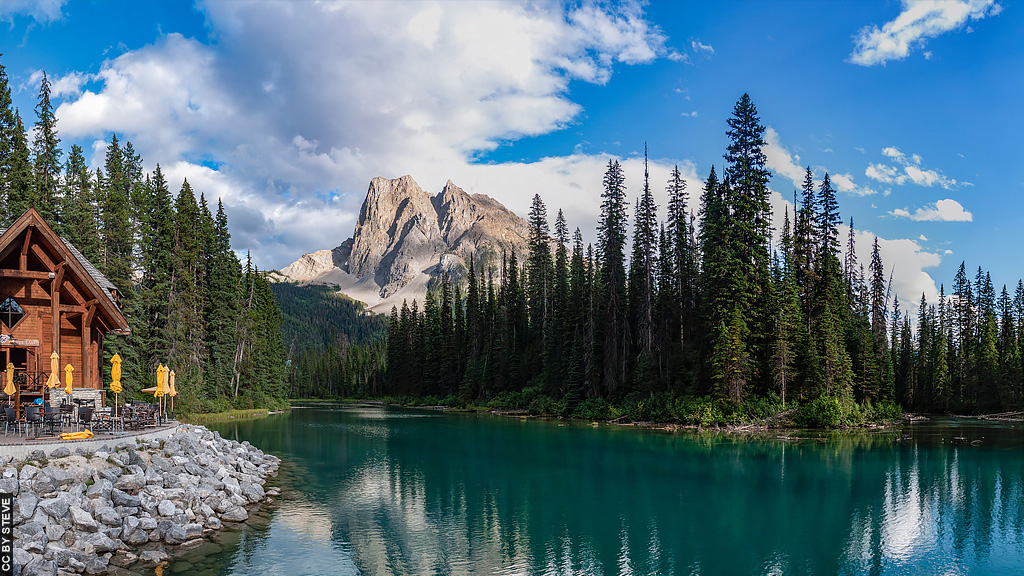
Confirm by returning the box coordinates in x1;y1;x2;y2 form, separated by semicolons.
276;175;529;310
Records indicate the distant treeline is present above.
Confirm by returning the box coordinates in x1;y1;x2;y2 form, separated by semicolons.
306;93;1024;424
0;60;286;412
273;283;387;398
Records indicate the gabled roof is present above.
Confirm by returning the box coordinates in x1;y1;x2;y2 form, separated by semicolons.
0;208;128;333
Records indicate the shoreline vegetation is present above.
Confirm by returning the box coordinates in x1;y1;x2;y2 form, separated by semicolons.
283;93;1024;423
295;394;905;430
178;408;279;425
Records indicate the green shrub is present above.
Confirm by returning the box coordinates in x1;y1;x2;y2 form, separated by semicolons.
572;397;612;420
796;395;844;428
674;396;724;427
740;392;785;421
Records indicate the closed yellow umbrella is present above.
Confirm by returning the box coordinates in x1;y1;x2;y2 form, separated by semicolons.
168;370;176;414
3;362;14;396
47;352;59;389
110;354;122;394
64;364;74;397
155;364;167;424
156;365;167;397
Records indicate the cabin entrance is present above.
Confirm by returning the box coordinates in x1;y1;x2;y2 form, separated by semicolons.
1;347;28;372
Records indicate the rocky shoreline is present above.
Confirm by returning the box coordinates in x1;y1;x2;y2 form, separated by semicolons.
4;424;280;575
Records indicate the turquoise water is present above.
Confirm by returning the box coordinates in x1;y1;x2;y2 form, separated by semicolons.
167;405;1024;575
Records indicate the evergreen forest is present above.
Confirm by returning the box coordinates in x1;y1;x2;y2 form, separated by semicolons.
0;59;287;412
303;94;1024;427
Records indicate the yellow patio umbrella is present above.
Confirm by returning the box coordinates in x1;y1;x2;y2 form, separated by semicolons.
110;354;122;419
64;363;74;397
110;354;122;393
3;362;14;397
156;365;167;396
168;370;176;414
156;364;167;423
47;352;59;388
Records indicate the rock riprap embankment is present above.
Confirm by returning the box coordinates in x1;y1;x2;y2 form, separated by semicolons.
4;424;281;576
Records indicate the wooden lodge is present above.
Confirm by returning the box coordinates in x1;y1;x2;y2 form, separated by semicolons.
0;208;128;412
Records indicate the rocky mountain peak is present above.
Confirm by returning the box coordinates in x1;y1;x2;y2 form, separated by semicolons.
277;174;530;311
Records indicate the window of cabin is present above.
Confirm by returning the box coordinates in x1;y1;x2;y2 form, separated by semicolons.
0;297;25;330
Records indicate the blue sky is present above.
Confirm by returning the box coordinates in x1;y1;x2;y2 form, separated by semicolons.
0;0;1016;315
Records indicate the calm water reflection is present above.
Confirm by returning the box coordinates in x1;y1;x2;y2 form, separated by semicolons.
175;406;1024;575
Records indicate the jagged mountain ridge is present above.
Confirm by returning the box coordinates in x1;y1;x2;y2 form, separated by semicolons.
275;175;530;313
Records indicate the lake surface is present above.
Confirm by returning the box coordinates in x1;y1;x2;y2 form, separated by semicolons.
165;404;1024;575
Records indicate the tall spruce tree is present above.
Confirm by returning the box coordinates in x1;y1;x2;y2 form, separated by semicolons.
628;148;657;364
597;159;629;393
32;72;62;227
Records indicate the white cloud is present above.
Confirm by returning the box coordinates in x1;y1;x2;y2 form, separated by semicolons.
691;40;715;55
889;198;973;221
919;234;928;241
764;127;876;195
53;1;677;268
882;146;905;161
0;0;66;23
845;227;942;317
849;0;1003;66
866;162;904;185
866;147;956;189
679;110;698;118
830;172;879;197
763;126;806;189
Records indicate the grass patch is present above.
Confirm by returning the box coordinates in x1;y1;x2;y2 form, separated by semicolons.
178;408;276;424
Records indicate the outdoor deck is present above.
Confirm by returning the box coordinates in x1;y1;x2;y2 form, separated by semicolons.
0;420;181;460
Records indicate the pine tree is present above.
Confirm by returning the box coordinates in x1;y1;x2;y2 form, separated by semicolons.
526;193;551;376
206;199;242;398
6;112;33;222
723;94;773;396
99;134;133;287
0;54;17;218
597;159;629;393
138;165;175;375
168;180;206;395
61;145;101;260
32;72;62;227
628;147;657;364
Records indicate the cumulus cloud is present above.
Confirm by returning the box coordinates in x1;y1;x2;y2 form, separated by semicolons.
764;127;877;196
0;0;66;23
865;146;957;189
52;1;679;268
890;198;973;221
763;126;807;189
844;227;942;316
849;0;1002;66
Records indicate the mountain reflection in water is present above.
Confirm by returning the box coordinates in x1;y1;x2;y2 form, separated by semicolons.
192;407;1024;576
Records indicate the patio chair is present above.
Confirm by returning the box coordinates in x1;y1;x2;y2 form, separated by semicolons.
3;406;17;435
43;405;62;436
77;406;94;432
23;405;42;437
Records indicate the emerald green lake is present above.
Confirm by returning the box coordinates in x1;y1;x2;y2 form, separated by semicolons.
168;404;1024;575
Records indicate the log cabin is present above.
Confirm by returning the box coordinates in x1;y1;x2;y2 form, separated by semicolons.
0;208;128;413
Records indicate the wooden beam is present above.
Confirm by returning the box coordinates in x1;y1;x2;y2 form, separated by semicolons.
82;301;96;389
0;269;50;280
59;304;87;316
29;244;55;271
60;280;87;307
51;265;64;356
19;227;32;271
